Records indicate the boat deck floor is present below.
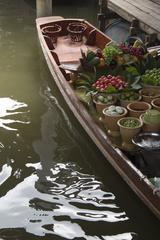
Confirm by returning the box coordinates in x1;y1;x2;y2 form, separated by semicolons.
54;36;97;64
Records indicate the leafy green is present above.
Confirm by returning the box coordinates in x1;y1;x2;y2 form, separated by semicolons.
126;66;139;76
75;88;92;104
104;85;117;93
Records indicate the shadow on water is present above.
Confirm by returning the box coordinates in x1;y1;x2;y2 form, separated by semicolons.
0;0;159;240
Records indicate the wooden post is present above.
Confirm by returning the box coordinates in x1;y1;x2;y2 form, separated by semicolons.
97;0;107;31
36;0;52;18
97;0;118;32
129;18;140;36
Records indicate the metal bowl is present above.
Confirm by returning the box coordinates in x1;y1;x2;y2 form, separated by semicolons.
132;132;160;177
132;132;160;151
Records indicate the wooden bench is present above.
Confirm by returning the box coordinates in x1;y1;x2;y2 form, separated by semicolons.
107;0;160;40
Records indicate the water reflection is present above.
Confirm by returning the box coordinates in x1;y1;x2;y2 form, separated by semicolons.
0;97;29;130
0;83;136;239
23;83;135;239
0;163;12;186
0;165;133;239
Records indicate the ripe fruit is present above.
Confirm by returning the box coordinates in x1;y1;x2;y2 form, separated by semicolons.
119;43;143;57
92;75;128;92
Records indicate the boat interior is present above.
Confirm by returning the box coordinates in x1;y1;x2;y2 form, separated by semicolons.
39;18;160;180
40;19;112;75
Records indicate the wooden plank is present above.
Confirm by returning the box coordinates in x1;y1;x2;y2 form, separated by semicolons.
151;0;160;5
108;0;160;39
108;0;160;30
130;0;160;16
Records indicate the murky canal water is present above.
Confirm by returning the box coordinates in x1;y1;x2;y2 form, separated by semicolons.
0;0;159;239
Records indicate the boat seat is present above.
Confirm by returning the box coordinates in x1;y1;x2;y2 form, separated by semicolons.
85;29;97;46
44;35;55;51
50;50;71;81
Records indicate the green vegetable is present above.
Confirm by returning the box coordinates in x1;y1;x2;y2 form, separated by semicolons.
141;68;160;86
122;119;140;128
143;109;160;124
120;91;139;101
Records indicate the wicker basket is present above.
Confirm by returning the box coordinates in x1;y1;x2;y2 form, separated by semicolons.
67;22;87;42
42;24;62;43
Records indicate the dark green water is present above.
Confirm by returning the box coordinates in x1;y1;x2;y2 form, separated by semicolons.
0;0;159;239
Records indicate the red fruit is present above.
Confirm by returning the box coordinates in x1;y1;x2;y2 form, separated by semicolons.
107;75;112;79
115;83;120;88
101;87;105;91
118;85;124;90
111;80;115;85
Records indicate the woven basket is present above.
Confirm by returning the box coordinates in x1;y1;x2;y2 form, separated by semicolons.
42;24;62;43
67;22;87;42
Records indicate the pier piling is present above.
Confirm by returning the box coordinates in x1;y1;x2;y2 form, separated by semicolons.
36;0;52;18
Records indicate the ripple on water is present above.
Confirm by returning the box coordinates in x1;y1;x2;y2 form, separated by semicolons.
0;97;30;131
0;160;137;239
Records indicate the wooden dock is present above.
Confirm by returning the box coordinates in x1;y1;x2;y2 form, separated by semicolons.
106;0;160;40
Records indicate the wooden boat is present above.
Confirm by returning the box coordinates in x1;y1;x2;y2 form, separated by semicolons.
36;16;160;219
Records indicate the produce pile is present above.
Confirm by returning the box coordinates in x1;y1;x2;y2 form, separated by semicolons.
143;109;160;124
103;105;125;116
73;39;160;106
94;94;114;104
119;43;144;57
73;39;160;181
92;75;128;93
121;119;140;128
120;91;139;101
141;68;160;86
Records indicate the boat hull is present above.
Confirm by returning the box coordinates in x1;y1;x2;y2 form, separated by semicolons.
36;16;160;219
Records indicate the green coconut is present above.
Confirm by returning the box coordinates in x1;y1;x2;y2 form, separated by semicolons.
143;109;160;124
